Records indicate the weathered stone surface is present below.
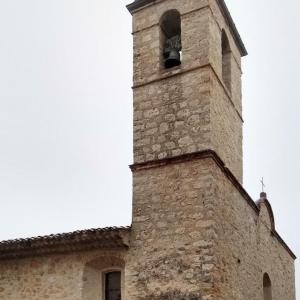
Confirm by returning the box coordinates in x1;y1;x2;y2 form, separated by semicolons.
126;159;217;299
127;156;296;300
0;250;127;300
0;0;296;300
211;161;295;300
131;0;243;182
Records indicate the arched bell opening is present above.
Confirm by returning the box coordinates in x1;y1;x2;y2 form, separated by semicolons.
221;30;232;91
263;273;272;300
81;256;125;300
160;10;182;69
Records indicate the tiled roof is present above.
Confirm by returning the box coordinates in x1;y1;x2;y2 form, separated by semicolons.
0;226;131;260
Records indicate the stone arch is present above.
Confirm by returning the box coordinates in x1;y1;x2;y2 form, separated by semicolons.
159;9;182;69
221;29;232;91
263;273;272;300
81;256;125;300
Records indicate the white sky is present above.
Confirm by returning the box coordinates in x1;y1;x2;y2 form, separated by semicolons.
0;0;299;296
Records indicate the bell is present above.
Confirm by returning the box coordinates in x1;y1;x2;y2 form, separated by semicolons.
165;49;181;69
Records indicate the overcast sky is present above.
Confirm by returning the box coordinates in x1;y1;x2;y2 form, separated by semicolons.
0;0;299;296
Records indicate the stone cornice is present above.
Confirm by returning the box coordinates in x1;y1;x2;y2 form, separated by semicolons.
130;150;296;260
0;226;130;260
126;0;247;57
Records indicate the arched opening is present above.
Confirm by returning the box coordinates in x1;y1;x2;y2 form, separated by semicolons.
81;256;124;300
221;30;231;91
263;273;272;300
160;10;182;69
104;271;121;300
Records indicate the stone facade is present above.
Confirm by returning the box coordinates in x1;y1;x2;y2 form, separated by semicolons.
131;0;244;183
127;0;295;299
0;249;127;300
0;0;296;300
212;160;296;300
127;154;296;300
127;158;217;300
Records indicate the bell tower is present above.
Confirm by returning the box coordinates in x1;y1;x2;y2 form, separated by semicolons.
128;0;247;183
126;0;248;299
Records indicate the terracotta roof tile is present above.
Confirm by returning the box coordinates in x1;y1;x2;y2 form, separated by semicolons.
0;226;131;260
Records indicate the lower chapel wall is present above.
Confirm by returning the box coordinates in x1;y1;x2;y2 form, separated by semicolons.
0;249;126;300
211;162;296;300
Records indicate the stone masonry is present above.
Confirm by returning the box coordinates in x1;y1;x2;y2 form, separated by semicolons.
0;0;296;299
0;249;127;300
127;158;218;299
127;154;295;300
127;0;295;299
131;0;244;183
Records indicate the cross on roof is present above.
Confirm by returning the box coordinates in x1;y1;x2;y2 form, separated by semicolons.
260;177;266;193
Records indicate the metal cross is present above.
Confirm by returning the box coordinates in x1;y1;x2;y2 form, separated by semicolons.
260;177;266;193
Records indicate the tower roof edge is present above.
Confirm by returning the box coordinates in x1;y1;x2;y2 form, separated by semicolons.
217;0;247;56
126;0;248;57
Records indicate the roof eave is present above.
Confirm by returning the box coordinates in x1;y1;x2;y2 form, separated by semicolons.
0;226;131;260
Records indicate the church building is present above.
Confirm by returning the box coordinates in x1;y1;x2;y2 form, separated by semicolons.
0;0;296;299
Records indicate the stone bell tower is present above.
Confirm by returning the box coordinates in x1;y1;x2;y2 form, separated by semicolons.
128;0;247;183
126;1;296;300
125;0;267;300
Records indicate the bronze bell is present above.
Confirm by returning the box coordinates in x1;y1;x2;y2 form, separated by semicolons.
164;34;182;69
165;49;181;69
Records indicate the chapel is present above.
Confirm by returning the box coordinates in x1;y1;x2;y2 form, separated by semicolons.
0;0;296;299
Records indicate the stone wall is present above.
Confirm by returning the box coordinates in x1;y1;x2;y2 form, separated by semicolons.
0;157;295;300
0;249;127;300
210;70;243;183
128;155;295;300
133;67;211;163
0;156;295;300
211;161;296;300
127;158;218;300
131;0;244;182
0;1;295;300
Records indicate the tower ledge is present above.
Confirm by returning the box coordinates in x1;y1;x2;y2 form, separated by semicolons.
130;149;296;260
